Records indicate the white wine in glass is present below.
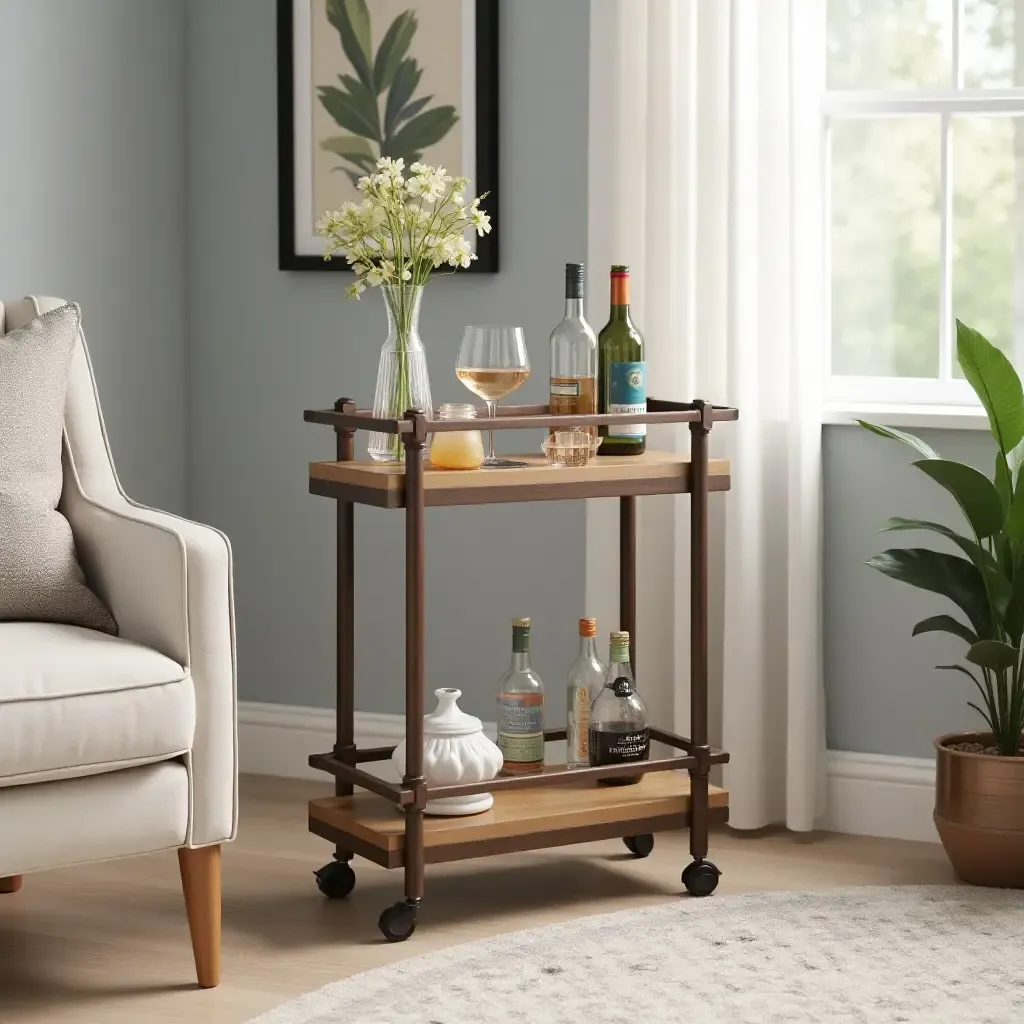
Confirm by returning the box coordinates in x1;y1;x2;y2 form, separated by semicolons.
456;326;530;468
455;367;531;402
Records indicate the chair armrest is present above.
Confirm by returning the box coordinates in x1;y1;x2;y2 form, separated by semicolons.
65;493;190;664
62;479;238;846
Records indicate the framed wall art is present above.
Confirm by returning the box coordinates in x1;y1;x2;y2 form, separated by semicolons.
277;0;499;272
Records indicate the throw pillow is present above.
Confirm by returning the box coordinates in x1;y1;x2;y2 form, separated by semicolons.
0;302;117;633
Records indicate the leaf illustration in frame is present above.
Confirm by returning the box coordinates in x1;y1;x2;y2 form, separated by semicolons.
385;106;459;160
320;134;377;172
373;11;418;94
393;96;432;131
318;85;378;140
325;0;374;89
337;73;381;138
383;58;423;139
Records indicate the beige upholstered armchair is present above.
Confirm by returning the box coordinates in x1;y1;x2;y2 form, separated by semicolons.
0;296;237;988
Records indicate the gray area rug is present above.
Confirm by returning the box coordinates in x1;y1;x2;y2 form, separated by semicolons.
250;886;1024;1024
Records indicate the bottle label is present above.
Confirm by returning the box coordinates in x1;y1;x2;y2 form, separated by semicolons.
549;376;597;431
589;726;651;766
608;361;647;438
567;686;590;767
497;692;544;766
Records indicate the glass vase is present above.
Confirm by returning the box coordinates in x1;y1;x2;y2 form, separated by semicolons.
368;284;433;462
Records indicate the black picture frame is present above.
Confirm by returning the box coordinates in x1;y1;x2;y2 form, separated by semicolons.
277;0;499;273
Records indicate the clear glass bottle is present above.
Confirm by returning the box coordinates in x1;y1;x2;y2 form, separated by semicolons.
598;266;647;456
588;631;650;785
549;263;598;437
496;617;545;775
567;617;606;769
429;403;486;470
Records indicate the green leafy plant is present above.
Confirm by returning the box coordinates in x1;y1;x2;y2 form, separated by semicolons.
861;320;1024;756
318;0;459;185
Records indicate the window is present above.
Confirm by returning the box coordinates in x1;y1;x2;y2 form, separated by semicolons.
825;0;1024;408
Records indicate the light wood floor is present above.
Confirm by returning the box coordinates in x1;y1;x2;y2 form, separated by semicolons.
0;775;955;1024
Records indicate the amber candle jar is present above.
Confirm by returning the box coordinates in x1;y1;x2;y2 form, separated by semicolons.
429;403;486;470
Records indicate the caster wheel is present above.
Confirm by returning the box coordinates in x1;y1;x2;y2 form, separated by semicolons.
378;900;418;942
682;859;721;897
623;834;654;858
314;860;356;899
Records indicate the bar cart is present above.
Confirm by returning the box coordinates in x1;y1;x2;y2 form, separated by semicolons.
303;397;737;942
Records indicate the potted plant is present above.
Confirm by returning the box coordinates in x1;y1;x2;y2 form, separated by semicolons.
861;320;1024;887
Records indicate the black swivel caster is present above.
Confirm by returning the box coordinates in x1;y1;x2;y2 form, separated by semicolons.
682;859;720;897
314;860;356;899
378;900;418;942
623;834;655;858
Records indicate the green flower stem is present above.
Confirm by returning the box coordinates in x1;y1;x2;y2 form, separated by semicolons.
385;283;417;461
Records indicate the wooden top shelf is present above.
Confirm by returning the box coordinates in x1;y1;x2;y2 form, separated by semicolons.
310;769;729;869
309;450;731;508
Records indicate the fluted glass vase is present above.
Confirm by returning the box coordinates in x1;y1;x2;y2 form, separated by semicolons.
369;284;433;462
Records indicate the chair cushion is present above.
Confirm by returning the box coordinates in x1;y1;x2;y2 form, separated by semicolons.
0;302;116;634
0;622;195;787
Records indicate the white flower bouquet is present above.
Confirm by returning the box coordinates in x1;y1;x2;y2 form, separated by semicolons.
317;157;491;291
316;158;492;461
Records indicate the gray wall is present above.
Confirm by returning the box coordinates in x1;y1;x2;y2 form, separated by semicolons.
824;424;996;757
187;0;591;717
0;0;188;514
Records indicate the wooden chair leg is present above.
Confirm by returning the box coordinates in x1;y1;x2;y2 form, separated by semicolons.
0;876;22;894
178;846;221;989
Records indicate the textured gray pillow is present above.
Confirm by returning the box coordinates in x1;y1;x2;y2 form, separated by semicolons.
0;303;117;633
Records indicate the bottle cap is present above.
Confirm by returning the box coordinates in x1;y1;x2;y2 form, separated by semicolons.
610;264;629;277
578;617;597;637
565;263;584;299
512;617;531;628
610;630;630;645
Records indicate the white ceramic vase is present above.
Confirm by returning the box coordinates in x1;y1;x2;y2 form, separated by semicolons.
391;687;503;816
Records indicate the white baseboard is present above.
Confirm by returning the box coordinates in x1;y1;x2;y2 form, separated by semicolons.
823;750;937;843
239;702;938;842
238;701;403;781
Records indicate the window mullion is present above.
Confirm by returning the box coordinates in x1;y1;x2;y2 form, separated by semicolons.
939;111;954;383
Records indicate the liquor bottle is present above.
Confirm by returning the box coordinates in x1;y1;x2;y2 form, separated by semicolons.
496;617;545;775
549;263;598;432
588;631;650;785
597;265;647;455
566;617;606;769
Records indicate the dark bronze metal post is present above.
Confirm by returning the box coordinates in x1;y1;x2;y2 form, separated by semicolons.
688;402;712;864
334;399;356;865
620;495;637;671
402;410;428;908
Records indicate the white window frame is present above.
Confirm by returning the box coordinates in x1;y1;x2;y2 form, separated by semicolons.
822;2;1024;426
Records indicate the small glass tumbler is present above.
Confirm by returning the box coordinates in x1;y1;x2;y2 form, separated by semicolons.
429;403;486;470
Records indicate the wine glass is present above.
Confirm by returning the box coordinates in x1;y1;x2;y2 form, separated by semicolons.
455;326;531;469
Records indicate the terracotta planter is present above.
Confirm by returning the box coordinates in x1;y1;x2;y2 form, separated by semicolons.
934;732;1024;888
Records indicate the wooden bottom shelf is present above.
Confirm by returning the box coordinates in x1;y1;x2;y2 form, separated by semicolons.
310;770;729;869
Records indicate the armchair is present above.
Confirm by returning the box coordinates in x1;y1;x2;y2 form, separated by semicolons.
0;296;237;988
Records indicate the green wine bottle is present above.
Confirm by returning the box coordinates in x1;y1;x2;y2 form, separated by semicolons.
598;265;647;456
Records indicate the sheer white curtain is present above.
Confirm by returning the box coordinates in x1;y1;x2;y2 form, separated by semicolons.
586;0;825;830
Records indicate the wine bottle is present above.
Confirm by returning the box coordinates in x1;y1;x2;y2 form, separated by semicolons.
588;631;650;785
566;617;606;769
496;617;545;775
597;265;647;455
549;263;598;433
